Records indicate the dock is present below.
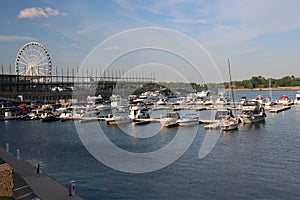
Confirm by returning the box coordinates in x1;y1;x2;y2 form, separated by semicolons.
268;106;291;113
0;147;83;200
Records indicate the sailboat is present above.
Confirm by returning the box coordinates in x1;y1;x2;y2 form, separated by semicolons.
220;59;239;131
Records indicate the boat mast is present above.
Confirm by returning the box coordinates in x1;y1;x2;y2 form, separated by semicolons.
269;77;272;101
228;58;236;108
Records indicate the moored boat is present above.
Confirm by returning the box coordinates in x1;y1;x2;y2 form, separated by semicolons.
239;100;266;124
105;115;131;125
294;91;300;105
177;113;199;126
160;111;180;127
220;118;239;131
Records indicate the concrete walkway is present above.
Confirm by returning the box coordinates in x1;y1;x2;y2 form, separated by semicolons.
0;147;83;200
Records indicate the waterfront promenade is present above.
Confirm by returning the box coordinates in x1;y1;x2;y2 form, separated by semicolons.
0;147;83;200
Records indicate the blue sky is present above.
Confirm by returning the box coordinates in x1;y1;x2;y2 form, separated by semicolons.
1;0;300;83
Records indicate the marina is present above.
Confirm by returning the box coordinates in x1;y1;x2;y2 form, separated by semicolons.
1;1;300;200
1;89;300;200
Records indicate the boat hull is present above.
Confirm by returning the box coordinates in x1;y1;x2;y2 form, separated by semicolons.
239;115;265;124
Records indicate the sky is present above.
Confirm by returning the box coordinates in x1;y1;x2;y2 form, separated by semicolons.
1;0;300;83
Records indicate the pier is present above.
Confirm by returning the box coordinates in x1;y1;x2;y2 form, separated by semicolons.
0;147;83;200
268;106;291;113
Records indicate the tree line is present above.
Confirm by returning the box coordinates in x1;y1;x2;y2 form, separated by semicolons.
225;75;300;89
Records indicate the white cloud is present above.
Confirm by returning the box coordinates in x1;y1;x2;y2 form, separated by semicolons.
17;7;68;19
0;35;36;42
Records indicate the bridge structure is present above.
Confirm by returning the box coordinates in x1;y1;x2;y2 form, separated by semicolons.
0;65;155;103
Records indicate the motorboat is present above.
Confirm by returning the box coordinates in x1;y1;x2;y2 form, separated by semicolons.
254;95;274;108
294;91;300;105
79;110;102;123
239;100;266;124
176;113;199;126
204;96;214;106
59;111;73;121
215;93;230;105
95;103;112;111
277;95;292;106
239;96;247;105
105;115;131;125
128;101;150;124
41;113;59;122
160;111;180;127
220;118;239;131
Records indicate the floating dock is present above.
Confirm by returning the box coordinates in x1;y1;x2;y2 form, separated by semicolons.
268;106;291;113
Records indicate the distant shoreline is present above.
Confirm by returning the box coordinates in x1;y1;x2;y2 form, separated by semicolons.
229;86;300;91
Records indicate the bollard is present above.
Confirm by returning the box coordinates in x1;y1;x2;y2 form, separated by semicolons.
16;148;21;159
5;143;9;152
68;180;76;196
37;162;42;174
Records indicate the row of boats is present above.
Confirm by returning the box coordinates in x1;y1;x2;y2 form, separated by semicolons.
2;91;300;131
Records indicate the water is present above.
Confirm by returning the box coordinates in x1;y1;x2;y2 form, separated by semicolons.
1;90;300;200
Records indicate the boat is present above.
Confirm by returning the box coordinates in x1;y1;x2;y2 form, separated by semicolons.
204;109;235;130
79;110;102;123
59;111;73;121
294;91;300;105
95;103;111;111
105;115;131;125
220;118;239;131
176;113;199;126
214;93;230;105
220;58;239;130
277;95;292;106
239;100;266;124
239;96;247;105
41;114;59;122
204;96;214;106
254;95;274;108
128;101;151;125
160;111;180;127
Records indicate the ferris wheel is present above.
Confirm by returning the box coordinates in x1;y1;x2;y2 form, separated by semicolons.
15;42;52;82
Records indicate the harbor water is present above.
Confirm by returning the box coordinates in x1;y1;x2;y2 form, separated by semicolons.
1;90;300;199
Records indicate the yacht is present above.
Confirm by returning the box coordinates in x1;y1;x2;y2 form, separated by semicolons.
160;112;180;127
128;101;150;124
294;91;300;105
239;100;266;124
176;113;199;126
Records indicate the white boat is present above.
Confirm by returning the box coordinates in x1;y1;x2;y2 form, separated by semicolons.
176;113;199;126
254;95;274;108
294;91;300;105
204;96;214;106
215;93;230;105
220;118;239;131
277;95;292;106
160;111;180;127
203;109;234;130
95;103;112;111
59;112;73;121
79;110;102;123
128;101;150;124
239;100;266;124
105;115;131;125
